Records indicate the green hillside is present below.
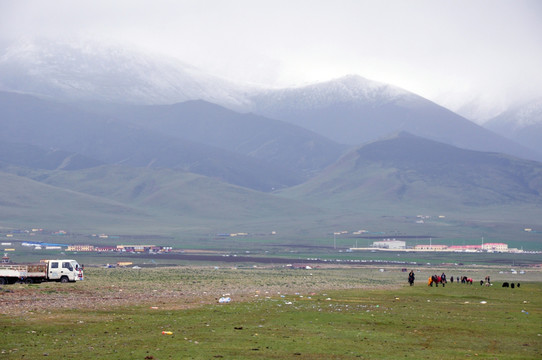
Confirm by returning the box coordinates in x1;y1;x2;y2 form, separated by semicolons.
0;165;322;236
279;132;542;208
3;132;542;247
276;133;542;244
0;170;153;232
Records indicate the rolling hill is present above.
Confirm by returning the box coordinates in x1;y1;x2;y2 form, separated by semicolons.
0;170;152;232
278;132;542;211
0;165;323;235
2;133;542;243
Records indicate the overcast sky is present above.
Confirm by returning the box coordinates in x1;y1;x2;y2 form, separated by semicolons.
1;0;541;120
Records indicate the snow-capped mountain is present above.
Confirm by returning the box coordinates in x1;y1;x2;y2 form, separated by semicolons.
484;98;542;155
0;39;251;108
487;98;542;129
1;39;540;161
247;75;542;161
452;98;510;124
248;74;414;111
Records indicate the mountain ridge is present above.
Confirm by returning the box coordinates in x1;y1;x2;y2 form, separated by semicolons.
0;91;307;191
0;39;252;109
248;75;542;162
484;98;542;156
278;132;542;209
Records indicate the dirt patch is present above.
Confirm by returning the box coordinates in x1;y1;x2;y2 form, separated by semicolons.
0;265;402;316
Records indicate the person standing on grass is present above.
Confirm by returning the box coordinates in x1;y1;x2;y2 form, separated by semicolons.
408;270;415;286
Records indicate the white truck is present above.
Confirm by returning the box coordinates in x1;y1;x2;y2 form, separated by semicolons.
0;259;84;284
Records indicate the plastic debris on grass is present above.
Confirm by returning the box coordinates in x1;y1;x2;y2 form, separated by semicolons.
219;297;231;303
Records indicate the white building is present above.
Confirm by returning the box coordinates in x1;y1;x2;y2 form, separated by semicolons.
372;240;406;249
482;243;508;252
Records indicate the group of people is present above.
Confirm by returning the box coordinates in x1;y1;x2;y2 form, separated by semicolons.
427;273;447;287
406;271;492;287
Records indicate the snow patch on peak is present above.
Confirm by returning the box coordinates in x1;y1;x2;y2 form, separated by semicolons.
320;74;410;102
249;74;412;112
0;38;252;108
513;98;542;127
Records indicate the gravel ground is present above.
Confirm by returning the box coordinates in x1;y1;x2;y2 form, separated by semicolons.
0;265;402;315
2;264;539;316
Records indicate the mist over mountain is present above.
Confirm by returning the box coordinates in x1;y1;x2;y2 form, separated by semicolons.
484;98;542;155
1;39;540;170
0;39;251;109
2;39;542;245
248;75;542;161
1;40;539;161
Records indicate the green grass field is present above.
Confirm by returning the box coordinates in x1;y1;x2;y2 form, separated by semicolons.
1;266;541;359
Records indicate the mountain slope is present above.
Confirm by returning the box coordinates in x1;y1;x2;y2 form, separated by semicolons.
0;165;322;234
2;40;537;162
484;98;542;155
91;100;346;177
0;170;153;231
0;91;304;191
0;141;103;170
278;132;542;210
249;75;542;161
0;39;250;109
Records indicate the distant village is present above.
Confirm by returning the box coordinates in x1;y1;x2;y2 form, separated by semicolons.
1;228;278;255
1;225;538;256
65;244;172;253
1;228;174;254
1;228;282;255
350;239;523;253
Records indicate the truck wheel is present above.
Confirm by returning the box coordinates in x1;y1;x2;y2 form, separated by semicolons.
0;277;7;285
60;276;69;283
25;278;33;284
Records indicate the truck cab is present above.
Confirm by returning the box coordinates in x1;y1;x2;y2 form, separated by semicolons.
46;260;84;282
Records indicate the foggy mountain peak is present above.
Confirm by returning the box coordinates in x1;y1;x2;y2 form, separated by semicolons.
320;74;409;100
0;39;413;115
512;98;542;128
486;97;542;129
0;38;252;108
248;74;412;112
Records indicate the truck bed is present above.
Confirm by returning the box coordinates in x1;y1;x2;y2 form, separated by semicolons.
0;263;47;278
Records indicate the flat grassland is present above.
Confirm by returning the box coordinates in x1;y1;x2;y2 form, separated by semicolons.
1;266;541;359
